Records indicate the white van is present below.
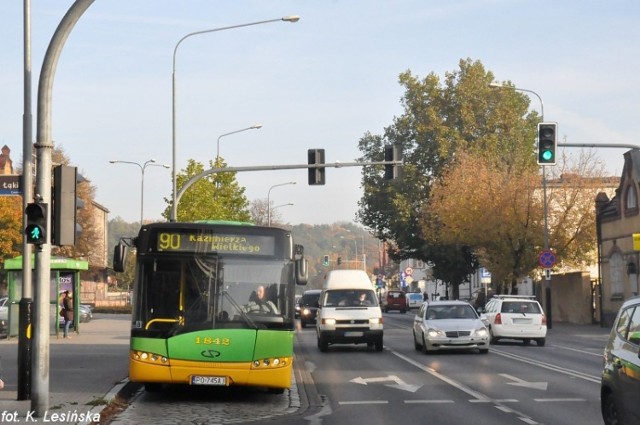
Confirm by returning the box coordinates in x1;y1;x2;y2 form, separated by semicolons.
316;270;383;352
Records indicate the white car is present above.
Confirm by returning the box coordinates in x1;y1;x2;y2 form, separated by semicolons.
412;300;490;354
481;295;547;346
405;292;423;309
0;297;8;333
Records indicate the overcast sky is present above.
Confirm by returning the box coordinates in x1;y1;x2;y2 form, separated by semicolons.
1;1;639;225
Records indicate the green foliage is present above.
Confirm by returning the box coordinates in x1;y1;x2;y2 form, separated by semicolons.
357;58;539;289
162;157;251;222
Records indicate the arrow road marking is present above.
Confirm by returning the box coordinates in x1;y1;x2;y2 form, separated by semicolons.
350;375;422;393
499;373;548;391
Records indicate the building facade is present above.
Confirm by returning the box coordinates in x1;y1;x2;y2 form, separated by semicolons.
596;149;640;327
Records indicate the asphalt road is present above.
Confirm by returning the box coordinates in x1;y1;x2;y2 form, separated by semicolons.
103;312;610;425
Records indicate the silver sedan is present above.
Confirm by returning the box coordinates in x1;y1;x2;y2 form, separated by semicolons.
412;300;490;354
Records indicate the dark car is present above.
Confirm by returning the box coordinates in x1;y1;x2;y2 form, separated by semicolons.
601;296;640;425
383;290;407;313
294;296;302;318
299;289;321;328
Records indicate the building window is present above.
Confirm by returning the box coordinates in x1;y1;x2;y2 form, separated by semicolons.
609;252;624;300
625;185;638;210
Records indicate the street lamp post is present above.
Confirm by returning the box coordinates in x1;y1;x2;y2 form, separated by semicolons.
171;16;300;222
267;181;296;226
489;82;552;328
109;159;170;226
216;124;262;161
270;203;294;226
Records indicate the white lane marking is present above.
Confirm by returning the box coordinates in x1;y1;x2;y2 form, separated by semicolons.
350;375;422;392
550;344;603;357
533;398;587;402
404;400;454;404
490;348;601;383
390;349;491;400
500;373;548;390
338;401;389;405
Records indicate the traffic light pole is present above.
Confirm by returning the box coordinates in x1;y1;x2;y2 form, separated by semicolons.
542;165;552;329
171;160;401;221
31;0;94;416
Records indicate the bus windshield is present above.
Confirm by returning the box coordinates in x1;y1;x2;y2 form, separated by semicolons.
133;253;294;334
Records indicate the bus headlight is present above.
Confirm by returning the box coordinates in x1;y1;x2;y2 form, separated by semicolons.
251;356;290;369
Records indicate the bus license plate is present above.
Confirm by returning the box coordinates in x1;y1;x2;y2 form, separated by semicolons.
191;376;227;386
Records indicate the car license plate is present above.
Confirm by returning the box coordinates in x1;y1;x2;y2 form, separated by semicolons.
344;331;363;337
513;318;532;324
191;376;227;386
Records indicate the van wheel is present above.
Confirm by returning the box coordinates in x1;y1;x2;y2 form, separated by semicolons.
375;338;383;352
318;336;329;352
536;338;546;347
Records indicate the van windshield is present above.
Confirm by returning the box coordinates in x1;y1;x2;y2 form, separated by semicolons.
322;289;378;307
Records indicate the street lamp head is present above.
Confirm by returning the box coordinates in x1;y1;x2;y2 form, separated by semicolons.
251;124;263;129
108;160;116;164
489;82;504;89
282;15;301;22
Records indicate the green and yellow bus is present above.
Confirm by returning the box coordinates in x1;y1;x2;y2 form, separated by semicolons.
113;221;308;393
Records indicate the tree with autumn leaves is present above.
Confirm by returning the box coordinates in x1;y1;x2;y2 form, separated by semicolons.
358;58;607;295
0;145;102;266
0;196;23;265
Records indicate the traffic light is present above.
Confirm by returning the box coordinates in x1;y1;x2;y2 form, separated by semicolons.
337;256;342;265
323;255;330;267
307;149;326;185
25;202;48;245
537;123;557;165
53;165;78;246
384;144;403;179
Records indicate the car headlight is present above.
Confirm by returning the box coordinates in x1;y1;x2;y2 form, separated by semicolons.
303;308;311;315
473;327;489;337
427;328;445;338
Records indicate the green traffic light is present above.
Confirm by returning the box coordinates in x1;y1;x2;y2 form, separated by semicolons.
542;150;553;161
30;227;41;240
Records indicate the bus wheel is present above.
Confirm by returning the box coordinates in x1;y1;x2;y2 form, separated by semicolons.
144;383;162;392
268;387;285;394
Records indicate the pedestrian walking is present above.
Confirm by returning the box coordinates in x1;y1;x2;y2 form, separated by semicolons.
61;290;74;338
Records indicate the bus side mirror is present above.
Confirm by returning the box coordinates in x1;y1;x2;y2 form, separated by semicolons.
295;258;308;285
113;242;128;273
294;244;304;260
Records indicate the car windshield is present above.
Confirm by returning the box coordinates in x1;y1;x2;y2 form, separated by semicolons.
426;304;477;320
301;293;320;306
323;289;378;307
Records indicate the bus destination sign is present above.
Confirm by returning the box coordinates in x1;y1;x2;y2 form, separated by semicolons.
156;231;275;256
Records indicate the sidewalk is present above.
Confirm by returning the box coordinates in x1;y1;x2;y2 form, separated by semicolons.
0;314;132;424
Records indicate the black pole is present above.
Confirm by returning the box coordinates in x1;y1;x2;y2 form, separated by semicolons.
17;298;33;400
